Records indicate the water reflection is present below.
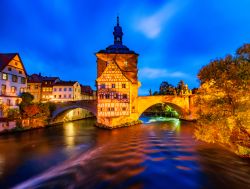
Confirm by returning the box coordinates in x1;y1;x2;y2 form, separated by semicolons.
64;122;75;147
0;118;248;188
12;119;250;189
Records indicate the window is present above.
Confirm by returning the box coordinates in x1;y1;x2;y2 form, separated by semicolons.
107;107;111;111
112;84;115;88
21;77;26;84
27;85;30;90
59;95;61;98
54;88;57;92
19;70;22;74
99;94;104;99
35;85;39;89
64;88;67;91
69;88;72;91
111;107;115;111
114;93;118;99
1;85;6;95
100;84;105;89
15;62;18;66
7;99;11;106
69;94;71;98
2;73;8;80
12;75;18;82
15;99;19;105
100;108;103;111
122;107;126;111
122;94;127;99
122;84;126;88
20;88;25;93
8;67;12;71
11;86;16;93
64;94;66;98
105;94;110;99
59;88;62;91
54;95;56;98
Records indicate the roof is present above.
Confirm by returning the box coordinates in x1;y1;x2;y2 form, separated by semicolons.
28;74;43;83
98;44;138;55
42;76;59;82
0;53;28;75
0;53;16;71
53;81;78;86
81;85;93;95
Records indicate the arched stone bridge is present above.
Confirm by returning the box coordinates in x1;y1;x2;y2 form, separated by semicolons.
137;95;196;120
51;100;97;122
51;95;196;123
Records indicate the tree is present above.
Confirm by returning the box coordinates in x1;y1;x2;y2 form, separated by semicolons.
23;104;40;118
176;80;191;95
195;44;250;156
20;92;34;104
159;81;176;95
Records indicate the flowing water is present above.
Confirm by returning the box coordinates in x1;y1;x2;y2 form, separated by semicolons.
0;118;249;189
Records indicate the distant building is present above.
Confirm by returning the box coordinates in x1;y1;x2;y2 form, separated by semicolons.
80;85;96;100
41;77;60;102
27;73;43;102
0;53;27;117
52;81;81;102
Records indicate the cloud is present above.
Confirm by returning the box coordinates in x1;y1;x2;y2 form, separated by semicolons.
139;67;187;79
135;0;184;38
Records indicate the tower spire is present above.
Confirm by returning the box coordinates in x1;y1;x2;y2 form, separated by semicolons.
113;16;123;45
117;15;119;26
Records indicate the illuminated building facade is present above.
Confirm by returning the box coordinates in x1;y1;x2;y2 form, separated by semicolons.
41;77;60;102
0;53;27;117
52;81;81;102
96;17;140;127
27;73;43;102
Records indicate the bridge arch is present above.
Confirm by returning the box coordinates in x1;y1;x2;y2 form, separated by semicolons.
52;106;96;123
51;100;97;123
138;102;187;118
137;96;191;119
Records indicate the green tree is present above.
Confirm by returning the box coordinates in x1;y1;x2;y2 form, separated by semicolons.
19;92;34;117
159;81;176;95
20;92;34;104
195;44;250;156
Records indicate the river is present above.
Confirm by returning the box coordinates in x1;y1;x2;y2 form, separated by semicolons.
0;118;249;189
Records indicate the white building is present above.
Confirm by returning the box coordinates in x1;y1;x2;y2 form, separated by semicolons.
52;81;81;102
0;53;27;117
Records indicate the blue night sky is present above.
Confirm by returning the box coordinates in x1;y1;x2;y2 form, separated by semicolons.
1;0;250;95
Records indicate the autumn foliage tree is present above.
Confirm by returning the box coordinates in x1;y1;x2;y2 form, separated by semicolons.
195;44;250;156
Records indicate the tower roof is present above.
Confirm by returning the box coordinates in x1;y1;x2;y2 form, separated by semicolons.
98;17;138;55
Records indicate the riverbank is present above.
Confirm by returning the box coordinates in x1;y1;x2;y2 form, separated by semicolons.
194;123;250;158
95;120;142;129
0;117;96;136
